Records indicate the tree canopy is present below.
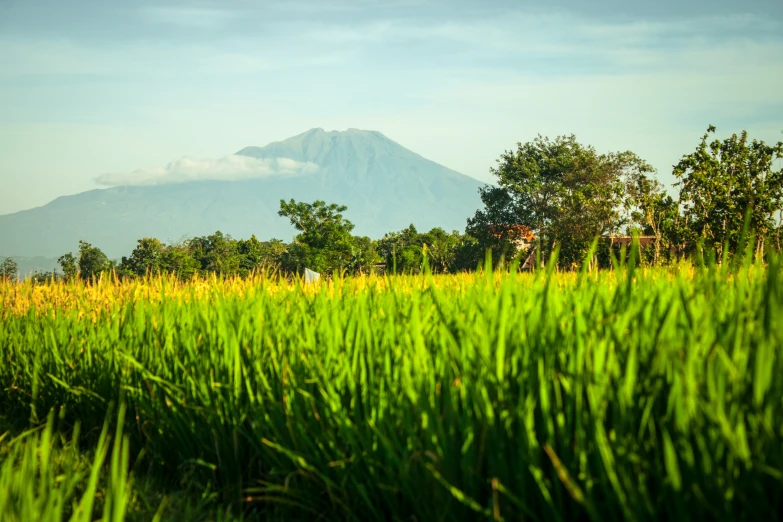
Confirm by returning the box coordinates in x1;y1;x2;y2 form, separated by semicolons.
674;125;783;257
278;199;358;274
468;134;656;268
0;258;18;281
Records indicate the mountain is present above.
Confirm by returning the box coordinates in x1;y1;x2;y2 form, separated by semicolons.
0;128;486;259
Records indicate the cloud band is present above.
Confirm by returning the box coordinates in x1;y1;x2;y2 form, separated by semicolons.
95;155;319;186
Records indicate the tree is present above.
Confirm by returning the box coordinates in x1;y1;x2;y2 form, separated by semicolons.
347;236;379;275
624;171;679;264
188;231;241;276
420;228;464;273
28;271;60;284
58;253;78;281
674;125;783;257
470;134;656;268
1;257;18;281
377;225;425;273
77;240;111;282
160;242;200;280
278;199;355;274
451;235;483;272
120;238;165;277
465;187;524;266
376;225;466;274
236;236;287;276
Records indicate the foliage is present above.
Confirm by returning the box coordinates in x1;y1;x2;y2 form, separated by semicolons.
236;236;287;277
346;235;380;275
469;134;656;269
674;125;783;257
624;172;679;264
187;231;241;277
376;225;467;273
119;238;166;277
278;199;358;274
57;253;78;281
77;241;112;282
465;186;523;266
27;271;62;285
159;241;200;281
0;257;18;281
2;248;782;520
0;407;133;522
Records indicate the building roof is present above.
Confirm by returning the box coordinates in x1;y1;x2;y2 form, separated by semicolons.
488;224;535;241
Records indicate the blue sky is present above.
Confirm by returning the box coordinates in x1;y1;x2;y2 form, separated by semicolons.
1;0;781;214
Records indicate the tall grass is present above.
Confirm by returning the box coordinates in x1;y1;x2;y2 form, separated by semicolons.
0;251;781;520
0;404;133;521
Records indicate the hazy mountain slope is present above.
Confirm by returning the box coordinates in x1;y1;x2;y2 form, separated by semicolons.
0;129;485;258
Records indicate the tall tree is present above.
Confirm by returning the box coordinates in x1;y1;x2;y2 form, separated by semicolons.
376;224;425;273
377;225;467;273
236;236;287;276
465;187;521;266
420;228;463;273
160;242;200;280
1;257;18;281
58;252;78;281
77;241;111;282
120;238;165;277
674;126;783;257
624;171;679;264
347;235;380;275
278;199;355;274
188;231;241;276
469;134;655;268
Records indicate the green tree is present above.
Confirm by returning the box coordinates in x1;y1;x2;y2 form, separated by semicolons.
421;228;464;273
451;235;483;272
161;242;200;280
28;271;60;284
1;257;18;281
624;172;679;264
236;236;287;276
377;225;425;273
120;238;165;277
674;125;783;257
470;134;655;268
188;231;241;276
77;241;111;282
377;225;466;274
347;235;380;275
278;199;355;274
465;187;523;266
58;253;78;281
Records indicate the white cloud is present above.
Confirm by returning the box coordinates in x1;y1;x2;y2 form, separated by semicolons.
95;155;319;186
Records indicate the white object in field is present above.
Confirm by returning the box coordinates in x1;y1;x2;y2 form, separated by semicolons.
304;268;320;283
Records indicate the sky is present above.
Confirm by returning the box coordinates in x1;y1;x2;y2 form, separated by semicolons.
0;0;781;215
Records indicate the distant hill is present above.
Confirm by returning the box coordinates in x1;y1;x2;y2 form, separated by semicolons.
0;128;485;259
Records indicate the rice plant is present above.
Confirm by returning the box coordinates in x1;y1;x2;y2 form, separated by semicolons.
0;250;781;520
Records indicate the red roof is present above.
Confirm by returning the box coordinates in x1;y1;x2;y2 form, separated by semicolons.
488;224;535;241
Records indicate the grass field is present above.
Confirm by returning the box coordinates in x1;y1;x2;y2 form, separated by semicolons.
1;253;782;521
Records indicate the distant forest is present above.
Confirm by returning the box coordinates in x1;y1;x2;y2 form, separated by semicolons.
2;125;781;282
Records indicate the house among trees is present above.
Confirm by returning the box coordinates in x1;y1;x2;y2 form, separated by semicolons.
488;224;536;250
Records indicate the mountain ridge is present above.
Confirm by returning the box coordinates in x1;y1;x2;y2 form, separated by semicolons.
0;128;486;258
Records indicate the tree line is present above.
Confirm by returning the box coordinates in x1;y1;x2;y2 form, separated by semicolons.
23;201;481;282
4;125;782;283
468;126;783;269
